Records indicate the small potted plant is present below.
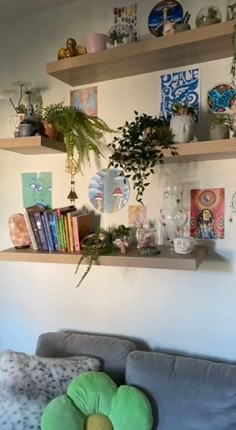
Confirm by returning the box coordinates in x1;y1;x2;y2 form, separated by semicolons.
108;111;176;203
170;101;195;143
210;113;230;140
42;102;64;140
75;225;130;287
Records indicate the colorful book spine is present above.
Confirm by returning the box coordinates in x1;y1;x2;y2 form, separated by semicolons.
41;213;54;252
63;215;69;252
24;210;38;250
27;210;43;250
33;212;48;251
67;212;74;252
72;215;80;252
56;209;65;252
47;211;59;251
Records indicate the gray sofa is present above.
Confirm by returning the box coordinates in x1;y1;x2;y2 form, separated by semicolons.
36;332;236;430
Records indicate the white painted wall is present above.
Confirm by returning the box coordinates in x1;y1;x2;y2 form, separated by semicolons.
1;0;236;361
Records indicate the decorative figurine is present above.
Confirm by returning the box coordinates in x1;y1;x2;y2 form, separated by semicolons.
57;37;85;60
18;103;40;137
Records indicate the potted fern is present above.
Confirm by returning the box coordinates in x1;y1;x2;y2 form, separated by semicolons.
43;103;113;173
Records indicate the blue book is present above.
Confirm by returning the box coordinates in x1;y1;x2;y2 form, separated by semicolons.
41;213;54;252
45;210;59;251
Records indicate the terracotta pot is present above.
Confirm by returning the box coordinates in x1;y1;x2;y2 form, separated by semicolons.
42;121;58;140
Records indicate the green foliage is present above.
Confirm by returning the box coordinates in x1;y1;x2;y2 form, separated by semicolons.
75;225;130;287
231;23;236;85
44;104;113;173
211;113;230;126
108;111;177;203
172;101;195;116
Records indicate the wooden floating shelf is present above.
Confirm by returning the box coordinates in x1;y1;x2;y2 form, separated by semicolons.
164;139;236;163
47;21;235;86
0;136;66;155
0;246;207;271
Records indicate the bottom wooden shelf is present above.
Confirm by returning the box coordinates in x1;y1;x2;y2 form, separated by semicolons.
0;246;207;270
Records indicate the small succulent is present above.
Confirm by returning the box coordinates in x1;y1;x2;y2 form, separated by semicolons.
172;101;195;116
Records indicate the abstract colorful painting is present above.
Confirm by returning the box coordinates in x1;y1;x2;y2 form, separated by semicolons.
160;68;200;121
70;87;97;116
190;188;224;240
21;172;52;209
88;168;130;213
128;205;147;226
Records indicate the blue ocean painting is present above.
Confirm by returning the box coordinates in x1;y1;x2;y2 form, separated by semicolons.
88;168;130;213
160;68;200;122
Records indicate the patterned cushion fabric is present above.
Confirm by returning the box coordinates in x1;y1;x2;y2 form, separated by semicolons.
0;350;101;430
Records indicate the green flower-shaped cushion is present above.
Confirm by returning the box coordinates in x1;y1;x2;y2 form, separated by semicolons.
41;371;153;430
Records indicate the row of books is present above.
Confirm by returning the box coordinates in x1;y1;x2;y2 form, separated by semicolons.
24;205;90;252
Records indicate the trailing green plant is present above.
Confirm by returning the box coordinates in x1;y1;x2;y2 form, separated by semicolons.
44;104;113;173
172;101;195;116
108;111;176;204
231;23;236;85
211;113;230;126
75;225;130;287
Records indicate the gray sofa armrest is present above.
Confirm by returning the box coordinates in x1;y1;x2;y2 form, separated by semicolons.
36;331;136;384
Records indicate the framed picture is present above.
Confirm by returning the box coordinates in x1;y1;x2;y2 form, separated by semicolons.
70;86;97;116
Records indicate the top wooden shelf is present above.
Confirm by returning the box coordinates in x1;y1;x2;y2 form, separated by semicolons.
47;21;235;86
0;136;66;155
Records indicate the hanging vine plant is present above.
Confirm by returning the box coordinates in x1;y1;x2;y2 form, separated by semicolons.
108;111;177;203
231;23;236;84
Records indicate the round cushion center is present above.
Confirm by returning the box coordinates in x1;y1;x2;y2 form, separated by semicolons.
85;413;113;430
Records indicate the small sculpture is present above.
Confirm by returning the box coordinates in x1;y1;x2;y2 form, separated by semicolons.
57;37;85;60
162;7;175;36
113;236;129;254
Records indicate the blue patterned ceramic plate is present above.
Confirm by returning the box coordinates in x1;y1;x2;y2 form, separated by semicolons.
207;83;236;113
148;0;183;38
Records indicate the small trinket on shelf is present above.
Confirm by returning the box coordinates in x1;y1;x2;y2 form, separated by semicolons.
57;37;85;60
136;221;159;255
113;237;129;254
8;213;31;249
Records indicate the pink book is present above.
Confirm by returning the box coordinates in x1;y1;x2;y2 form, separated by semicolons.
72;216;80;252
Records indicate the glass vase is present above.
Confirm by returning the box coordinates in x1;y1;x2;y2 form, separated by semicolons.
136;226;159;255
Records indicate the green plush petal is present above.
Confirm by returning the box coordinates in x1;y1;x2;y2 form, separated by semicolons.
108;385;153;430
67;371;117;417
41;394;85;430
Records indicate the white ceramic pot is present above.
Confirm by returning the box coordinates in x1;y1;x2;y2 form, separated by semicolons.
170;115;195;143
174;237;194;255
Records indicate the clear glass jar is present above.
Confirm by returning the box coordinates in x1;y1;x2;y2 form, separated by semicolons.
136;225;158;255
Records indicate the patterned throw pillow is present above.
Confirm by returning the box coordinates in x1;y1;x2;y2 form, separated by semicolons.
0;350;101;430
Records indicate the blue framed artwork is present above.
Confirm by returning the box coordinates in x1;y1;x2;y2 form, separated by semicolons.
160;68;200;121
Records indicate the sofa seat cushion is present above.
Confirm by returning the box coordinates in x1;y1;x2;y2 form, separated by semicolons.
41;371;153;430
126;351;236;430
0;350;101;430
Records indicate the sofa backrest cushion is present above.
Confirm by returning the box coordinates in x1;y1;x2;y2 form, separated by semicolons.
36;331;136;384
126;350;236;430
